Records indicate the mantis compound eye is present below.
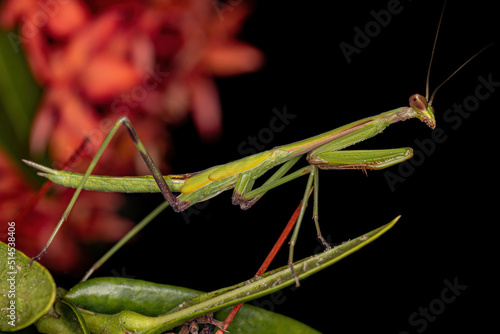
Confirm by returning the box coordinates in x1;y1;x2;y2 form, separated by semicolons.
409;94;428;112
409;94;436;129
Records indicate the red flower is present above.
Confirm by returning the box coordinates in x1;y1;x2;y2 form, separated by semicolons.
0;148;134;273
1;0;264;170
0;0;263;272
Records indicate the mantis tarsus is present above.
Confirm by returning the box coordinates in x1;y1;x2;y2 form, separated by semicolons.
23;2;490;290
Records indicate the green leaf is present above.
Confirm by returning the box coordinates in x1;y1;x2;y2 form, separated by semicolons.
0;29;42;180
64;278;201;317
64;278;318;334
56;217;398;333
0;241;56;331
35;300;87;334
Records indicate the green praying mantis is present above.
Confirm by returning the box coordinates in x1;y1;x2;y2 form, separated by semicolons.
23;3;490;289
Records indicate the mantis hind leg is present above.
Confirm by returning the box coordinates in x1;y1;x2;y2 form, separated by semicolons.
119;117;185;211
31;117;183;264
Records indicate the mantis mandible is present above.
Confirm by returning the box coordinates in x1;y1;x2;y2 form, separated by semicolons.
23;3;489;287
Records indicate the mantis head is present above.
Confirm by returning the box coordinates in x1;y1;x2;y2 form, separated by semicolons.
409;94;436;129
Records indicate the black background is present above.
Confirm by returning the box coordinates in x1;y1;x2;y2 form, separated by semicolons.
59;1;499;333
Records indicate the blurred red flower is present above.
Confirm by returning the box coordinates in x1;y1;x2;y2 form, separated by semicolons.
1;0;263;171
0;0;263;272
0;147;134;273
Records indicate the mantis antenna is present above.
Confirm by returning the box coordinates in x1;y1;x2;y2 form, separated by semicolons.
425;0;447;102
425;0;493;106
